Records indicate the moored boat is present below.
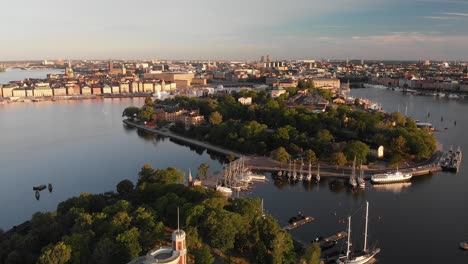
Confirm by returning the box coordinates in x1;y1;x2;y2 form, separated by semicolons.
371;170;412;184
35;190;40;200
33;185;46;191
48;183;53;192
460;242;468;250
216;185;233;196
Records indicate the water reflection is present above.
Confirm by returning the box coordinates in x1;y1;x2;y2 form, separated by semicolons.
372;182;412;193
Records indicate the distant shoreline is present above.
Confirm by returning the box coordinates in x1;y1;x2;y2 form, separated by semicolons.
0;93;153;104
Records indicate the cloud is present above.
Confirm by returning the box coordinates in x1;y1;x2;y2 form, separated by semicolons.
440;12;468;16
422;16;462;20
350;32;447;44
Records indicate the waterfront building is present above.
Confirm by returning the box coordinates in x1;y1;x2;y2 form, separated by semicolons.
155;108;205;127
72;84;81;95
138;81;145;93
0;84;2;98
92;87;102;95
143;82;154;93
120;82;130;93
81;86;92;95
2;85;16;97
12;88;26;97
53;87;67;96
33;83;52;97
102;85;112;94
130;81;139;93
154;83;162;92
111;85;120;94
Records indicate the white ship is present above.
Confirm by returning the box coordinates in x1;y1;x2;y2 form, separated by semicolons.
336;202;380;264
215;185;232;196
357;162;365;189
371;169;412;184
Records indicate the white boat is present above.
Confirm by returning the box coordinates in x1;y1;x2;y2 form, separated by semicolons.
336;202;380;264
315;163;320;183
216;185;232;196
448;94;460;99
357;162;365;189
371;169;412;184
372;182;412;193
349;157;357;188
306;163;312;181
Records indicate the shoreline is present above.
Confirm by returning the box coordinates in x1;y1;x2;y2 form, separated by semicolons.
123;120;443;185
0;93;153;104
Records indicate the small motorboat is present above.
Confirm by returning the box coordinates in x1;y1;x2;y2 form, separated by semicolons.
48;183;53;192
460;242;468;250
33;185;46;191
35;190;40;200
289;212;306;224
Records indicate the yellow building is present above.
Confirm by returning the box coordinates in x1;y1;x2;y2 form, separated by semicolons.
53;87;67;96
81;86;92;95
12;89;26;97
144;72;194;88
2;84;19;97
312;78;341;90
112;86;120;94
120;82;130;93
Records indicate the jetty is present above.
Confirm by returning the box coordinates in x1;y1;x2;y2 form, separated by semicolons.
317;231;347;247
282;216;314;231
124;120;444;180
123;119;241;158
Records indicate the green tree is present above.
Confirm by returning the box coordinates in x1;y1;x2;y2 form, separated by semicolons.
122;106;140;120
344;140;370;163
38;242;72;264
304;149;317;165
193;245;214;264
300;242;321;264
390;135;407;156
116;180;134;195
138;165;185;185
144;96;154;107
91;237;126;264
209;111;223;126
63;232;94;264
196;163;210;180
137;105;154;122
116;227;142;259
316;129;333;144
271;147;291;163
331;152;347;167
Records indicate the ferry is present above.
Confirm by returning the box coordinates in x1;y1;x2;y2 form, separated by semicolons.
215;185;233;196
441;146;462;172
371;170;412;184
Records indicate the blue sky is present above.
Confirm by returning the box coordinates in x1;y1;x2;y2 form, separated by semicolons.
1;0;468;60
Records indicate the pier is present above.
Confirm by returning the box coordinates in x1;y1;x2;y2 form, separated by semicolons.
123;120;241;158
124;120;445;181
282;216;314;231
317;231;348;248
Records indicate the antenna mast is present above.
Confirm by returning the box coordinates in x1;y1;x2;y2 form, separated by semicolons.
364;201;369;252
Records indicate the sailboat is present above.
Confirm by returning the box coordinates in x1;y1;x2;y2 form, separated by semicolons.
349;157;357;188
287;161;291;179
357;162;365;189
298;160;304;181
315;162;320;183
306;163;312;181
292;161;297;181
336;202;380;264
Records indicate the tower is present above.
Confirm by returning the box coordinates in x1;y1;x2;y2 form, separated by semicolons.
109;60;114;73
172;208;187;264
266;55;271;63
187;168;193;186
122;64;127;75
65;59;74;78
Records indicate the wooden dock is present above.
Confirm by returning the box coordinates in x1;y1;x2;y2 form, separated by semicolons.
282;216;314;231
318;231;347;247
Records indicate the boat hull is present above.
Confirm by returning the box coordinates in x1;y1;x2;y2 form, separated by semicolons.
371;177;412;184
336;249;380;264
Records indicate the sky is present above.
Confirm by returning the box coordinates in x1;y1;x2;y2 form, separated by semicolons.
1;0;468;61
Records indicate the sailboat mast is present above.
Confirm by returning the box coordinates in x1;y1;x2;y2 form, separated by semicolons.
364;201;369;252
347;216;351;259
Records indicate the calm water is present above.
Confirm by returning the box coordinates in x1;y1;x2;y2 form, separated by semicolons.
0;68;64;84
0;98;223;230
0;72;467;263
246;88;468;263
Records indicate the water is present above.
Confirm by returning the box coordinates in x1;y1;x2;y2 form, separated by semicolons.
0;98;223;230
245;88;468;263
0;68;64;84
0;74;467;263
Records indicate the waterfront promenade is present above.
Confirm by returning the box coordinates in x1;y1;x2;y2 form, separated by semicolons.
124;119;443;185
123;119;242;158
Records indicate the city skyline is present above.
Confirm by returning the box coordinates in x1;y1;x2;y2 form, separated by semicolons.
2;0;468;61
